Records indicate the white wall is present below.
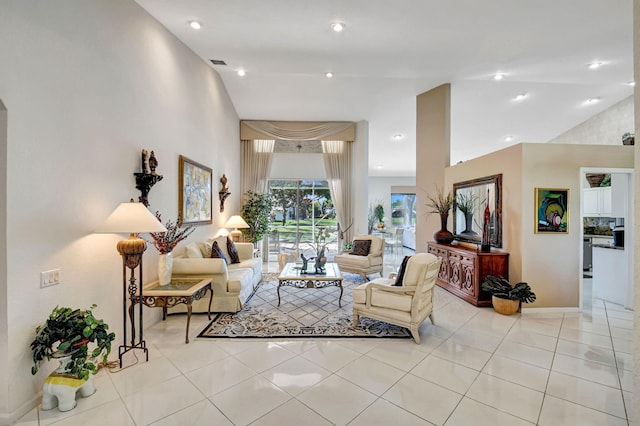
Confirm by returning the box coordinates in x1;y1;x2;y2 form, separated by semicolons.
0;1;239;422
548;96;634;145
270;153;326;180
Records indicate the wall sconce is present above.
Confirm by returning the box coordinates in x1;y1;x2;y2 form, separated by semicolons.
219;173;231;212
134;149;163;207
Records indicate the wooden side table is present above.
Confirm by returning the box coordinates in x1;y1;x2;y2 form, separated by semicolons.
134;278;213;343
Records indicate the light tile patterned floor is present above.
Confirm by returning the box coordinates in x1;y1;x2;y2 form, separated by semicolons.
17;251;634;425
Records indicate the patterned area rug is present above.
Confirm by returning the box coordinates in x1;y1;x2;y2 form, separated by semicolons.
198;273;411;339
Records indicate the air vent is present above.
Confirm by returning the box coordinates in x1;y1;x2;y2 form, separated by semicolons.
210;59;227;66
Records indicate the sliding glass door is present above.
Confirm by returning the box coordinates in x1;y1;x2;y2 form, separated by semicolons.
268;179;337;260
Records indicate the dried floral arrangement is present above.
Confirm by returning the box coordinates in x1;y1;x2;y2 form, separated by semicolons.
426;186;454;215
148;212;195;254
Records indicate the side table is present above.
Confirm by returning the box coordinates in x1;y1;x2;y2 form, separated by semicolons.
134;278;213;343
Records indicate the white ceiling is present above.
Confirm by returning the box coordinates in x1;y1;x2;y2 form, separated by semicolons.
135;0;634;177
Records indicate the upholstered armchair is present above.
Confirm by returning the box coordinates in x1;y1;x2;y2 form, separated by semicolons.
333;235;384;281
352;252;441;344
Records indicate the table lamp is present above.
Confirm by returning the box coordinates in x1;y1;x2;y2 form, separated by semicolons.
97;199;167;367
224;215;249;242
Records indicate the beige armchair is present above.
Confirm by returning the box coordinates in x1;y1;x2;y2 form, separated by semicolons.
333;235;384;281
352;253;441;344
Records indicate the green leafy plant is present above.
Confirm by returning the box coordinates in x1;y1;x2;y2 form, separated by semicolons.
374;204;385;223
481;275;536;303
31;305;115;380
241;191;274;244
426;186;454;215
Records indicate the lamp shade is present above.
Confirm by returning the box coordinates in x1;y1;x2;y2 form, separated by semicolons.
224;215;249;229
97;201;167;234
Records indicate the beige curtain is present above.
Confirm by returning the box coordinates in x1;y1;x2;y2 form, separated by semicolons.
242;121;354;141
322;140;353;245
241;139;275;197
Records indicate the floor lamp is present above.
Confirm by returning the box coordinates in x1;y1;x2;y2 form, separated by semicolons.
98;200;167;367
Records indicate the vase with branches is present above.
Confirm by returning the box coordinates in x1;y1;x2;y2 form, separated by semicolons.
426;186;454;244
148;212;195;285
456;192;480;236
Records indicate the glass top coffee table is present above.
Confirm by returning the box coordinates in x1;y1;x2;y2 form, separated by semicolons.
278;262;344;307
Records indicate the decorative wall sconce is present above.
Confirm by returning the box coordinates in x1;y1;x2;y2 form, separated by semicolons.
134;149;163;207
219;173;231;212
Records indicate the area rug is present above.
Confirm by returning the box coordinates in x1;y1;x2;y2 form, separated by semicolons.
198;273;411;339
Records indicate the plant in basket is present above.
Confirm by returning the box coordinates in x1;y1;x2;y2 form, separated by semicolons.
481;275;536;315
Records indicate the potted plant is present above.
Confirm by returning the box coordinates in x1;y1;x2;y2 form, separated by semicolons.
374;204;385;229
241;191;273;246
481;275;536;315
31;305;115;380
456;192;479;236
426;186;454;244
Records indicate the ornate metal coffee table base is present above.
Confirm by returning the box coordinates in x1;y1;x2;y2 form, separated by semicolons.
277;263;344;307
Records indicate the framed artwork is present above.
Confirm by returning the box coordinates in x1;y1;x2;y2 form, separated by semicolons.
534;188;569;234
178;155;212;225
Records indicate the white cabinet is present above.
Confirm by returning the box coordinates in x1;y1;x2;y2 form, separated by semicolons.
583;187;611;217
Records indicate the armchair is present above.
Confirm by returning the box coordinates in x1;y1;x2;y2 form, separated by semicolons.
333;235;384;281
352;253;441;344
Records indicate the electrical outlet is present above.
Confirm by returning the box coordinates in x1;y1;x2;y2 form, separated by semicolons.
40;269;60;288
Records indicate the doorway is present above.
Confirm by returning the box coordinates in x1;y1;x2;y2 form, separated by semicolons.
580;167;634;312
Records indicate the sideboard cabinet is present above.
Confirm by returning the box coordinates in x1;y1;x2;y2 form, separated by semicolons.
427;242;509;307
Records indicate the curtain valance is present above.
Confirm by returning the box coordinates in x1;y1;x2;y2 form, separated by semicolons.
240;121;355;142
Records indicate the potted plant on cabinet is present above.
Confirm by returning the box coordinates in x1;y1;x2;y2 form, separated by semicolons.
426;186;454;244
481;275;536;315
31;304;115;380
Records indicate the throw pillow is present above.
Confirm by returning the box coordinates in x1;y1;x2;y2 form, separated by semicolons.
351;239;372;256
210;241;228;264
226;237;241;264
184;242;204;259
393;255;412;286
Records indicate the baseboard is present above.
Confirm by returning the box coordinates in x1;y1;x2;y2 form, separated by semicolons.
0;394;40;426
521;307;580;314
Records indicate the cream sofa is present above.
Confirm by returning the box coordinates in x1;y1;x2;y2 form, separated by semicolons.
169;236;262;313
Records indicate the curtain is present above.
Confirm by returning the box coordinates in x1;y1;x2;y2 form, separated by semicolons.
242;121;354;141
322;140;353;245
240;139;275;197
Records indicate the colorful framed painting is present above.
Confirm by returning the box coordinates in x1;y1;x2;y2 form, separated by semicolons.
534;188;569;234
178;155;212;225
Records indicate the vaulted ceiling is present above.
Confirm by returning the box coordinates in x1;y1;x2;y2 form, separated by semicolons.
136;0;634;176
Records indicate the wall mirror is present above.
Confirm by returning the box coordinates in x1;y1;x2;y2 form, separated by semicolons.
452;173;503;248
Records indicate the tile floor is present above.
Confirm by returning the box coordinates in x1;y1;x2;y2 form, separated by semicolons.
17;249;634;425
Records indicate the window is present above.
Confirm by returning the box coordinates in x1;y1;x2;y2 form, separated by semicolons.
268;180;337;260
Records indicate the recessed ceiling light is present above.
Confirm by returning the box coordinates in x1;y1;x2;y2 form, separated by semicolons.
189;20;202;30
376;163;383;169
627;81;636;86
588;61;604;69
237;69;246;77
393;134;403;141
494;73;505;81
504;136;514;142
331;22;345;32
513;92;528;101
587;97;601;104
325;72;333;78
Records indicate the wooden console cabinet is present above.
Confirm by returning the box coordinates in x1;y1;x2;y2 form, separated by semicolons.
427;242;509;307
